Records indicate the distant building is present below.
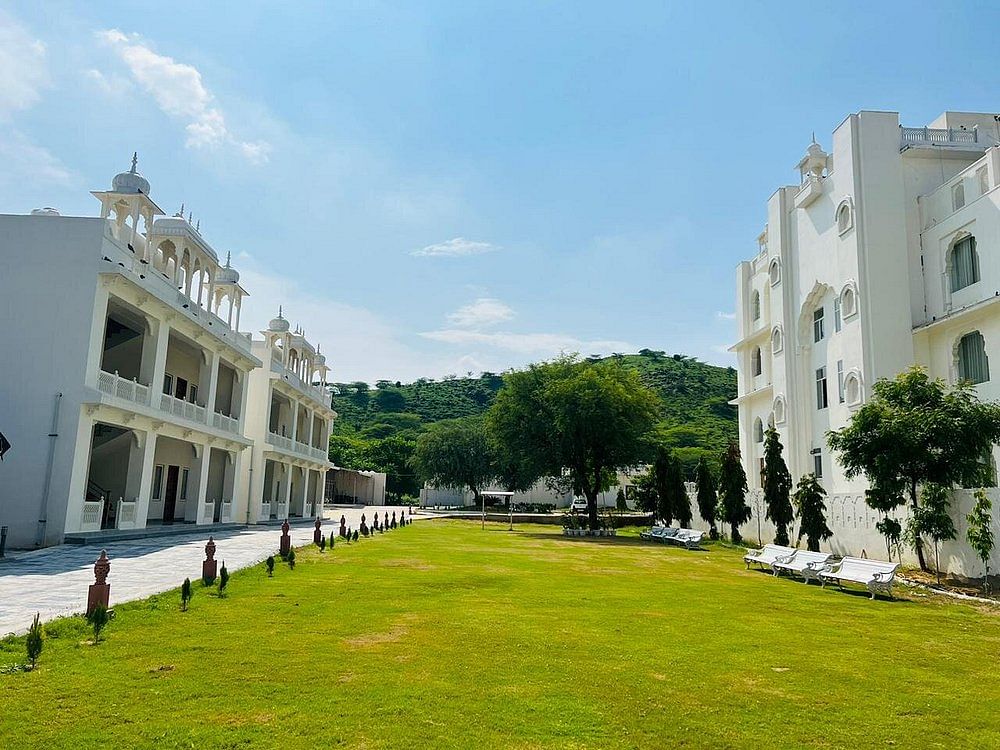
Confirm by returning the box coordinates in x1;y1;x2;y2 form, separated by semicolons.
0;156;335;548
731;110;1000;574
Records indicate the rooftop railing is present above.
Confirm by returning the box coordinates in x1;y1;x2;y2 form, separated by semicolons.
901;126;979;147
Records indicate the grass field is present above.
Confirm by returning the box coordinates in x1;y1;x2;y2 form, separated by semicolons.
2;520;999;749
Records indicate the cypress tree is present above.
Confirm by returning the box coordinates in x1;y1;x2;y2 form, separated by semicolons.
667;450;692;528
695;456;719;540
653;446;673;526
793;474;832;552
762;427;794;545
718;442;751;544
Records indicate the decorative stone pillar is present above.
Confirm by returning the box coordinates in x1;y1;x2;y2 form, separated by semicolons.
339;515;347;538
202;536;218;583
280;519;291;557
87;550;111;616
313;517;322;545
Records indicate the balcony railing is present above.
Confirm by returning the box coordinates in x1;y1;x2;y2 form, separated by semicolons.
275;501;288;519
267;431;329;463
270;359;329;405
220;500;233;523
901;126;979;147
97;370;151;407
213;410;240;434
97;370;241;438
81;501;103;532
259;501;271;521
117;499;138;529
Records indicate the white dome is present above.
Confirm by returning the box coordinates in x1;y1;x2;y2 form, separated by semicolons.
112;153;150;195
216;252;240;284
268;307;290;333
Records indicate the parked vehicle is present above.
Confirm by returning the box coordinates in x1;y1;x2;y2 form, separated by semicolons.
570;497;588;513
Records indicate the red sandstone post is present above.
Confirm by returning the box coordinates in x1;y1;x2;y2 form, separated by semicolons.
202;536;218;583
87;550;111;616
280;519;291;557
313;517;322;545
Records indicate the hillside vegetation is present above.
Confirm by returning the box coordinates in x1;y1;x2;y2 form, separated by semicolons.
329;350;737;494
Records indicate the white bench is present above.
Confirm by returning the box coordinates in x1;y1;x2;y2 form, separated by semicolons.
818;556;901;599
743;544;795;570
771;550;833;583
667;529;704;550
640;526;672;541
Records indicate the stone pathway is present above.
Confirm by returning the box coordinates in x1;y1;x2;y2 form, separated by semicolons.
0;506;421;636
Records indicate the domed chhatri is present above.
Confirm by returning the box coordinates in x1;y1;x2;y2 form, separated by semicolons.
268;306;290;333
111;152;151;195
314;344;326;366
216;251;240;284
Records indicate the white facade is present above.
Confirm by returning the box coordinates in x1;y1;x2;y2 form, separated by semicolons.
0;157;334;549
242;315;335;525
733;110;1000;576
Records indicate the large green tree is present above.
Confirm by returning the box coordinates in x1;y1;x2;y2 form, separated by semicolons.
652;447;674;526
828;366;1000;571
718;442;750;544
488;356;660;530
792;474;832;552
666;449;692;527
412;417;496;506
762;427;794;546
695;456;719;540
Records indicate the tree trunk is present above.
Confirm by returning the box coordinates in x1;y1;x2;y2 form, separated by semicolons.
586;488;599;531
731;522;742;545
910;480;928;571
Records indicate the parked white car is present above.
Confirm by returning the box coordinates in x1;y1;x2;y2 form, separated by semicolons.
570;497;588;513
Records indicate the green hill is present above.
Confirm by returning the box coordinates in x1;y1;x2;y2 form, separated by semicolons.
330;350;737;477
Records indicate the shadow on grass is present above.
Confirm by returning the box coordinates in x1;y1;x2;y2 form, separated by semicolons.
746;566;915;604
513;531;712;552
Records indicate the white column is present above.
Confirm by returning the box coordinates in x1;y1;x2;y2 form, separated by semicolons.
84;286;111;389
133;431;159;528
282;461;293;517
234;294;242;331
290;400;300;442
66;414;95;535
186;444;213;524
203;350;221;416
150;320;171;399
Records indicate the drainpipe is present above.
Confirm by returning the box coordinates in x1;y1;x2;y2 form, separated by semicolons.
36;392;63;547
246;448;254;525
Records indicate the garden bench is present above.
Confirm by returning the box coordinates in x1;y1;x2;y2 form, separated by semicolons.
743;544;795;570
639;526;669;540
818;557;900;599
771;550;833;583
666;529;704;550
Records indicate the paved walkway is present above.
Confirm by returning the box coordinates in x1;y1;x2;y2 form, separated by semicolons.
0;506;420;636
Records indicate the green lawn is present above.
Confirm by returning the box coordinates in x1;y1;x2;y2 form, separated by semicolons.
3;521;999;749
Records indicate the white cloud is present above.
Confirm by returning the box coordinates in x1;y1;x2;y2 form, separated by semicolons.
716;311;736;320
97;29;270;163
84;68;133;97
0;13;49;118
420;328;632;356
411;237;498;257
0;129;75;187
447;298;514;328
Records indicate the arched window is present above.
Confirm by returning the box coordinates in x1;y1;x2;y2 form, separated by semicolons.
836;199;853;235
950;236;980;292
953;182;966;211
751;290;761;321
773;396;786;424
958;331;990;384
751;347;762;377
844;371;863;406
771;326;783;355
768;259;781;286
754;417;764;443
841;285;858;318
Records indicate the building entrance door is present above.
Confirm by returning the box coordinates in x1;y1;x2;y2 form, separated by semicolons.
163;465;180;524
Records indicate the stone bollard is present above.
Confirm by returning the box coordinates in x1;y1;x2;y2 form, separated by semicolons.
384;512;389;529
339;515;347;538
202;536;218;584
87;550;111;616
313;518;322;545
391;511;397;529
280;519;291;557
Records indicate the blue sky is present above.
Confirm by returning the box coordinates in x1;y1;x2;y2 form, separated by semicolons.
3;2;1000;382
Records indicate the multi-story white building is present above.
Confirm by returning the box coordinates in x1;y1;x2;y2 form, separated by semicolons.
732;110;1000;575
242;313;336;524
0;156;334;549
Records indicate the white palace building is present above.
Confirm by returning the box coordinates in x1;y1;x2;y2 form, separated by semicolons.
0;156;337;549
732;110;1000;575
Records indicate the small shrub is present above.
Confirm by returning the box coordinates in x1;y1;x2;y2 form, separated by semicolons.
287;548;296;569
218;563;229;597
328;533;335;549
352;530;359;542
265;556;275;577
26;613;43;669
181;578;192;611
87;605;112;643
319;536;326;552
